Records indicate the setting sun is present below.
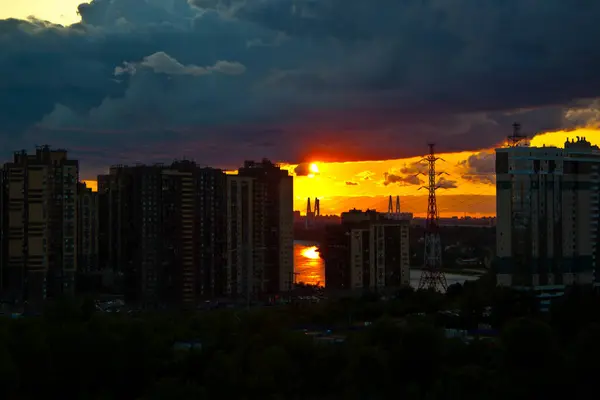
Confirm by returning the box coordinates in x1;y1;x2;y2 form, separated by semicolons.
79;128;600;218
301;246;320;260
307;163;320;178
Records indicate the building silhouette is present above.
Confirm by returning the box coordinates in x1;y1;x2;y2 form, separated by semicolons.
0;146;79;306
171;161;227;300
225;175;256;299
0;149;295;308
97;162;227;308
324;209;410;292
496;137;600;307
77;182;98;275
237;159;294;296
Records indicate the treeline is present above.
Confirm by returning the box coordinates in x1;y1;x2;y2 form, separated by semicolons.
1;280;600;399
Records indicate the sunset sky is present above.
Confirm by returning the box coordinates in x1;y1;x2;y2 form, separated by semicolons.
281;128;600;216
3;1;600;217
0;0;88;25
82;128;600;217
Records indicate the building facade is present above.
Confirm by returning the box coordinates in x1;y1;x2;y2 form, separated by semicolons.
97;162;227;307
191;165;227;299
495;137;600;305
98;164;164;306
237;159;294;295
0;146;79;305
324;209;410;292
77;182;98;274
225;175;255;299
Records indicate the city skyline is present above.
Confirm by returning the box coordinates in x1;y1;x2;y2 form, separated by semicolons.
76;127;600;217
3;1;600;217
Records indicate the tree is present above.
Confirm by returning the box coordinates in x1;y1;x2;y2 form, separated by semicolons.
81;296;97;320
143;378;206;399
568;323;600;398
445;282;463;299
500;318;565;398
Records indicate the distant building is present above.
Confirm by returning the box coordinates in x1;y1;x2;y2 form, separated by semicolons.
0;146;79;305
293;212;341;228
411;216;496;228
495;137;600;306
324;209;410;292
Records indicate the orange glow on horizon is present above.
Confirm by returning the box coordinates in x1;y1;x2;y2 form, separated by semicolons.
285;127;600;217
82;180;97;192
78;127;600;217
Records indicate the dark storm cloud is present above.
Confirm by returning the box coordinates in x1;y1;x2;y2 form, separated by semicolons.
1;0;600;174
459;151;496;185
294;162;313;176
383;172;422;186
437;177;458;190
400;161;428;176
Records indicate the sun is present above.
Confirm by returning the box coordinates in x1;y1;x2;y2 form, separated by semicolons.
301;246;320;260
307;163;320;178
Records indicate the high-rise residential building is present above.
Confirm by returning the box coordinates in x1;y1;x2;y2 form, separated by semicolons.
192;165;227;299
170;161;227;299
77;182;98;274
97;164;160;305
495;137;600;305
160;168;196;307
97;161;226;308
96;174;112;274
237;159;294;295
324;209;411;292
0;146;78;305
225;175;255;298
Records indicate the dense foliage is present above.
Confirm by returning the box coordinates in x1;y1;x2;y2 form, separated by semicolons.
1;280;600;399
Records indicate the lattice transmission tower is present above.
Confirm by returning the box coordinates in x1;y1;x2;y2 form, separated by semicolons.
418;143;448;291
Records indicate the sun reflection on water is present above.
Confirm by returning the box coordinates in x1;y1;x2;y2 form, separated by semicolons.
294;242;325;287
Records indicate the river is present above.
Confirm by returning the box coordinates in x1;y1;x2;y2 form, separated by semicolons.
294;241;480;289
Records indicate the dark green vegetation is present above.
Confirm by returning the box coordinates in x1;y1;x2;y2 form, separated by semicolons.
1;278;599;400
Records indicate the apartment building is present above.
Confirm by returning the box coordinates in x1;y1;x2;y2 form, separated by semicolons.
97;162;226;307
77;182;98;274
225;175;255;298
324;209;411;292
496;137;600;305
98;164;163;305
0;146;78;305
190;164;227;299
237;159;294;295
166;161;227;301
